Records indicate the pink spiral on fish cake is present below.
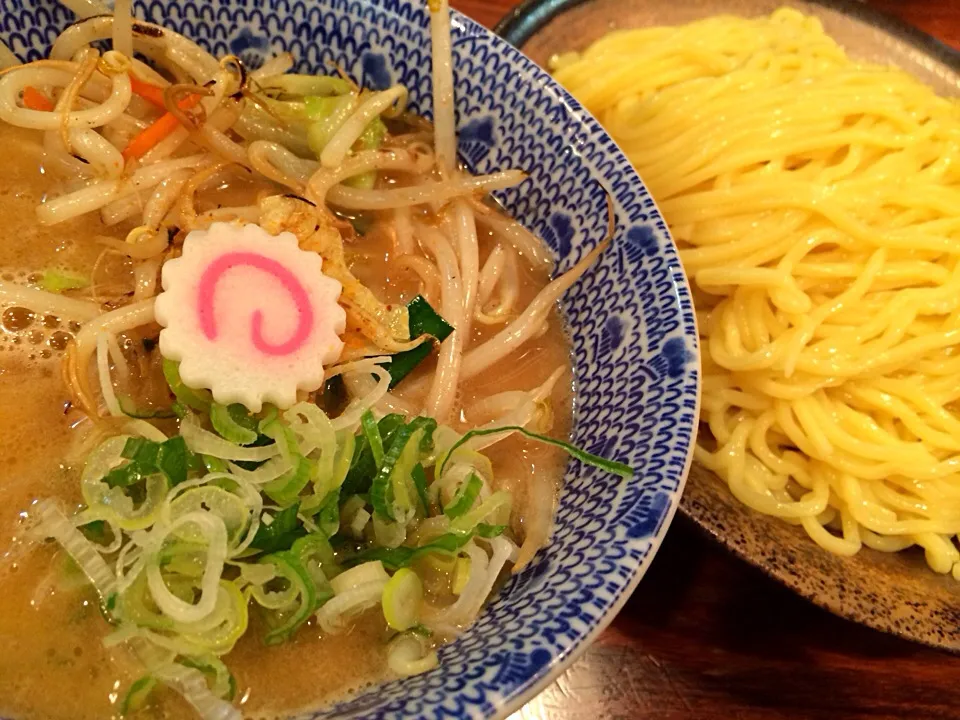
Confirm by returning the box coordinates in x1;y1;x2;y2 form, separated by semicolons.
196;251;314;356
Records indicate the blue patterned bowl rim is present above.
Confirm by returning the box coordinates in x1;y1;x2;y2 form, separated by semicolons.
0;0;701;718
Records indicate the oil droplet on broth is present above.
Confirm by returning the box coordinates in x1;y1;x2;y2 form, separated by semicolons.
2;306;34;332
49;330;72;351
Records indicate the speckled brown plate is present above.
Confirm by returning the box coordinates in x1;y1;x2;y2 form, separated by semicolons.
496;0;960;651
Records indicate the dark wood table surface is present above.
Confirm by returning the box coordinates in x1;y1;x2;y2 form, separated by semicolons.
448;1;960;719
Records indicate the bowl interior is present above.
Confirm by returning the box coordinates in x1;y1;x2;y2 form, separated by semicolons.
1;0;700;717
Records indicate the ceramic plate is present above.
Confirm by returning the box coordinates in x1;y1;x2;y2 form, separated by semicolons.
497;0;960;652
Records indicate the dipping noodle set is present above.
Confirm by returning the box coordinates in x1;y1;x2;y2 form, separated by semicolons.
0;0;955;718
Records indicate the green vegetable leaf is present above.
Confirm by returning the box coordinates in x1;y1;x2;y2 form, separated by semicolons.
105;435;194;488
102;461;146;489
78;519;109;545
250;502;307;554
441;426;633;479
345;116;387;190
156;436;191;486
383;296;454;388
341;414;405;497
39;269;89;293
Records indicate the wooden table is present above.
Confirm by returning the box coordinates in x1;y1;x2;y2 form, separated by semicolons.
448;1;960;718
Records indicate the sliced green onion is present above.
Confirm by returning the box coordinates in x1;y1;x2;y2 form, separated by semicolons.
168;487;252;548
119;675;157;715
360;410;384;466
450;490;512;535
411;463;430;514
440;425;633;479
162;360;212;413
118;572;174;631
210;403;258;446
203;456;228;474
179;656;236;700
172;580;249;656
370;418;436;521
35;501;117;600
260;420;314;506
81;437;168;531
284;402;337;494
152;662;241;720
387;632;438;677
329;561;389;595
349;532;476;571
381;568;423;631
291;533;340;600
255;551;316;645
316;561;389;634
314;489;341;538
342;414;405;496
180;415;278;463
452;556;471;595
145;512;228;624
443;473;482;519
118;395;176;419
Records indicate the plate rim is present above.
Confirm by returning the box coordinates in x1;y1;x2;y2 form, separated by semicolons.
493;0;960;70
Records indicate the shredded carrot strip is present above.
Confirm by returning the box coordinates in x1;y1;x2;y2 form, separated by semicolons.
128;73;167;109
121;94;203;163
23;86;54;111
122;113;181;162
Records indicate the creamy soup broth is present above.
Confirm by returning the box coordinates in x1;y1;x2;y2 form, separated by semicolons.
0;125;573;719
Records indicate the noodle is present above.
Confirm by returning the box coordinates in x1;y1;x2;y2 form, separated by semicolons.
554;8;960;575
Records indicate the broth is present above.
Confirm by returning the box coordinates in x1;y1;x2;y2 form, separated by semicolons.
0;126;573;718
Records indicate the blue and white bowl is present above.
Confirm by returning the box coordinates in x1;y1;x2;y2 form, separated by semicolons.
0;0;700;717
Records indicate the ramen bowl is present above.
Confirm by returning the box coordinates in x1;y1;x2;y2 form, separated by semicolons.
0;0;700;717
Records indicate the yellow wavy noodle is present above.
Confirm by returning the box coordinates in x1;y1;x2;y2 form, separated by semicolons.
553;8;960;576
